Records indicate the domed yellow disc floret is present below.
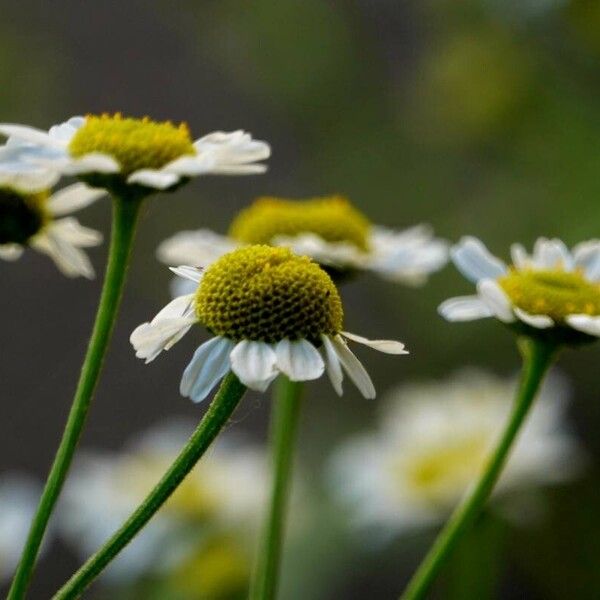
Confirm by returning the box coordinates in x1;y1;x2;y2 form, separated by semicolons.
69;113;195;175
228;195;371;251
195;246;343;343
498;268;600;322
0;187;50;245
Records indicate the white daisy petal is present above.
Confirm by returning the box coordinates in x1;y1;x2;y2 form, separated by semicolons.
130;317;196;363
329;335;376;399
321;335;344;396
341;331;408;355
61;153;120;175
438;296;493;321
0;244;24;261
169;266;204;284
510;243;530;270
170;276;198;298
126;169;180;190
151;294;196;323
31;229;95;279
532;238;574;270
230;340;278;391
514;308;554;329
0;124;63;147
275;339;325;381
50;218;102;247
565;314;600;337
47;183;106;216
157;230;238;268
162;155;216;177
451;237;507;283
573;241;600;282
180;337;234;403
202;164;268;175
477;279;515;323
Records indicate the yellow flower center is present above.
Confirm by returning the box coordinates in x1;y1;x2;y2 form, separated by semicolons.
228;195;372;251
402;435;489;505
0;187;49;245
195;246;343;344
68;113;195;175
498;268;600;322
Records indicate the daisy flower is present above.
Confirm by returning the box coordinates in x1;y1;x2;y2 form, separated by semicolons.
131;245;407;402
157;195;448;295
439;236;600;343
0;474;43;583
59;421;267;586
0;182;104;278
0;114;270;197
329;369;584;536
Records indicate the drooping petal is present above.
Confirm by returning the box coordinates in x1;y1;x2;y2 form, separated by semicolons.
50;218;102;247
566;314;600;337
0;244;24;261
47;183;106;216
169;265;204;284
130;316;195;363
31;229;95;279
329;335;376;399
275;338;325;381
157;230;237;268
514;308;554;329
180;337;234;403
438;296;493;321
341;331;408;355
476;279;515;323
127;169;180;190
451;237;507;284
230;340;278;391
321;335;344;396
151;293;196;323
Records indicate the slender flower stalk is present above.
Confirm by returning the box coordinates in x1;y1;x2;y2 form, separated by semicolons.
52;373;247;599
250;377;303;600
8;195;142;600
400;337;557;600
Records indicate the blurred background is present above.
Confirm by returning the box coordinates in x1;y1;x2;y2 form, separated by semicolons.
2;0;600;598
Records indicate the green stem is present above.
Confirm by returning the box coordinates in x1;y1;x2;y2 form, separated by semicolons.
53;373;247;599
400;337;557;600
250;377;303;600
8;197;142;600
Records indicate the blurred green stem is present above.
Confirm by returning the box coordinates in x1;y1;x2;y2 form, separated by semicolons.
250;377;303;600
8;196;142;600
401;337;557;600
53;373;247;599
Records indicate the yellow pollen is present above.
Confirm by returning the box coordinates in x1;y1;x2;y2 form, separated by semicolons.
228;195;372;251
68;113;195;175
499;268;600;322
195;246;344;344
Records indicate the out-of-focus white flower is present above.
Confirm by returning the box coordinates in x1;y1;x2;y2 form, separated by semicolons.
0;114;270;195
0;183;104;278
59;421;268;584
157;195;448;296
329;369;584;537
440;236;600;343
0;474;42;582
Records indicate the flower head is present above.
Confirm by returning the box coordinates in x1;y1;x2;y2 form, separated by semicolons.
0;114;270;197
131;246;406;402
157;195;448;290
329;369;584;536
60;422;267;587
0;182;104;277
439;236;600;343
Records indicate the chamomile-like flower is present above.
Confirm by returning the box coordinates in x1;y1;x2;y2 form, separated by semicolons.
0;474;42;583
329;369;583;536
59;422;267;586
439;236;600;343
0;182;104;278
0;114;270;197
157;195;448;294
131;246;407;402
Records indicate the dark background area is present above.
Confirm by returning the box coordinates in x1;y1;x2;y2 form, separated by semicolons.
2;1;600;598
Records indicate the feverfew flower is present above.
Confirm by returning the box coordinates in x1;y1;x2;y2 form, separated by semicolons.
329;369;583;535
131;246;407;402
157;195;448;294
0;114;270;197
59;422;267;588
439;236;600;343
0;183;104;278
0;474;42;583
